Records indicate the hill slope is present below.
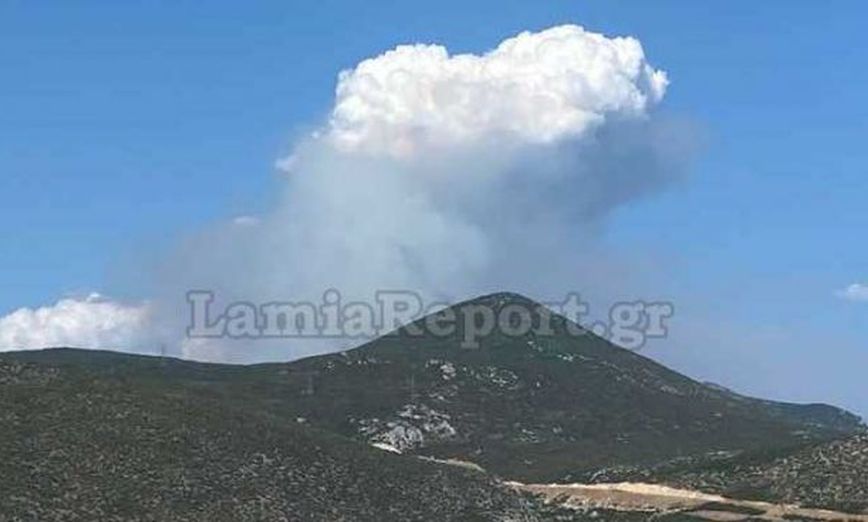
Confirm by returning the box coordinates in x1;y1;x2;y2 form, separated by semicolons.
662;432;868;513
0;358;538;521
271;293;861;481
5;293;860;490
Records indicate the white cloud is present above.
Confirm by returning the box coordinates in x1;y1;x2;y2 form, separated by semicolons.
328;25;667;156
0;294;151;351
836;283;868;302
232;215;261;227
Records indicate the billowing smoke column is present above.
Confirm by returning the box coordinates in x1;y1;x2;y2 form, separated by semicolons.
0;25;689;362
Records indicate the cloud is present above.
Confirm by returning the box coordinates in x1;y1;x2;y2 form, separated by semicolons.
0;294;151;352
232;215;261;227
328;25;668;156
836;283;868;302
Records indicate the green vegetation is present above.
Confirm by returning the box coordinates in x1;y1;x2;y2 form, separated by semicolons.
1;293;864;519
0;359;537;521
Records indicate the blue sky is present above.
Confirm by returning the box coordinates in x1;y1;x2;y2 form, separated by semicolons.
1;2;866;413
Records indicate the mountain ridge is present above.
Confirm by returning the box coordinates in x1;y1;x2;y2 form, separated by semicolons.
5;293;861;484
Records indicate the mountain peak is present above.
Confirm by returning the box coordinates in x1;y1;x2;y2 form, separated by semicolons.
447;292;546;317
464;291;540;304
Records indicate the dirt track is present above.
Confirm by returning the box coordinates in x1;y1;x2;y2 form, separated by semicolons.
510;481;868;521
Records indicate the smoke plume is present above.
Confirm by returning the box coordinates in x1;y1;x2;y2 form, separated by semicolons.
0;25;692;362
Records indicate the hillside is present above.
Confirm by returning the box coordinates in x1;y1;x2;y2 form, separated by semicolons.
261;293;861;481
661;432;868;513
0;358;538;521
2;292;863;519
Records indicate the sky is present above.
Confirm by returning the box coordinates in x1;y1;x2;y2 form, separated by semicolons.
1;2;866;415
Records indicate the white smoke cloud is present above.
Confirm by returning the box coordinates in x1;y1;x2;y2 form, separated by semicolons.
329;25;668;156
0;25;692;362
148;24;689;362
0;294;151;352
837;283;868;302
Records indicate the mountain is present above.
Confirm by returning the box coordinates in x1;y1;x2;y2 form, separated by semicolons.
263;293;862;481
1;292;863;519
